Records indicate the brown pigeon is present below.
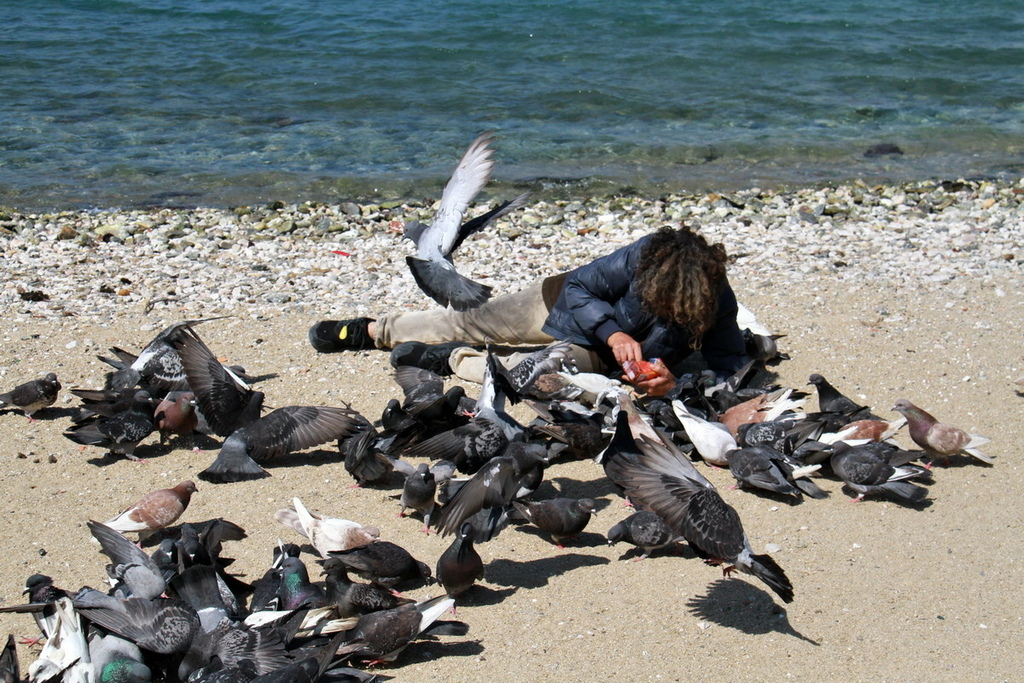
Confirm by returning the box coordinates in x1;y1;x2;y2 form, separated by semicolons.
103;481;198;539
0;372;61;420
891;399;993;464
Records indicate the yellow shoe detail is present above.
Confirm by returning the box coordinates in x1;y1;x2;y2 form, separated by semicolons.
338;325;349;341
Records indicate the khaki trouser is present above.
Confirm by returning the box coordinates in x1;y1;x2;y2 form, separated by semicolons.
373;277;606;383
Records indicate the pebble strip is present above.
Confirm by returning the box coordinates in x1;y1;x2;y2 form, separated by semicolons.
1;177;1022;325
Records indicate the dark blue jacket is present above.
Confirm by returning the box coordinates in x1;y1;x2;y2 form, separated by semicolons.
541;234;748;377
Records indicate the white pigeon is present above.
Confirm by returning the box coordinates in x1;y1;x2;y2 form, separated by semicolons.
672;400;738;467
275;497;379;556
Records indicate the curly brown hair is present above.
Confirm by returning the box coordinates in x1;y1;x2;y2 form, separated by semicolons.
633;225;728;346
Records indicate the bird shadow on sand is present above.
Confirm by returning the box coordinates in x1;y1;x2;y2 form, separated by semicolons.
834;483;935;510
404;637;485;665
687;579;818;645
18;406;79;420
453;584;517;608
545;474;623;501
508;524;608;550
615;542;692;563
257;447;345;472
85;442;175;466
486;553;610;590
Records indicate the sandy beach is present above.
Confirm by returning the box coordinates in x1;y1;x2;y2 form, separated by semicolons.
1;179;1022;681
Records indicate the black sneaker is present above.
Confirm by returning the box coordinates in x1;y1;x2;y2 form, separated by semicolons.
389;341;470;376
308;318;375;352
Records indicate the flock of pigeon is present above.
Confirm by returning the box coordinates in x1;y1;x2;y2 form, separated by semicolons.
0;133;996;681
0;313;995;682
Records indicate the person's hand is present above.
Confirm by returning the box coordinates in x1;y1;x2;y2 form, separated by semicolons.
632;359;675;397
607;331;643;365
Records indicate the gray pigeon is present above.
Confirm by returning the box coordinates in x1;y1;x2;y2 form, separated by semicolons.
606;510;680;560
830;441;930;502
403;131;529;311
88;629;152;683
0;372;60;420
391;460;457;532
512;498;598;548
727;446;812;500
88;520;167;600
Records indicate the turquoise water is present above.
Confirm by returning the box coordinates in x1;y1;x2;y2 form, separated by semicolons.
3;0;1023;209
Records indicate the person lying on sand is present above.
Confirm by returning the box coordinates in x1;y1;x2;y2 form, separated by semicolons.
308;225;750;398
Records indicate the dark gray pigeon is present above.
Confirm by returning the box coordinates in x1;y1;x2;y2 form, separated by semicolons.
322;557;414;619
0;372;60;420
431;444;547;539
726;446;817;500
808;373;878;419
200;405;364;483
277;557;327;611
88;629;152;683
335;595;468;665
403;131;529;311
404;349;527;474
603;410;795;603
511;497;597;548
830;441;930;503
435;522;485;598
326;541;431;591
63;390;157;461
606;510;680;560
0;634;19;683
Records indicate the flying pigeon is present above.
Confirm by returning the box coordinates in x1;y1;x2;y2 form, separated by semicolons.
200;405;364;483
0;372;61;420
403;131;529;311
891;398;993;465
103;480;198;540
430;443;547;539
606;510;680;560
511;498;598;548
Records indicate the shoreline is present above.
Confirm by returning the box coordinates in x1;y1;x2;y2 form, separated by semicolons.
3;175;1022;327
